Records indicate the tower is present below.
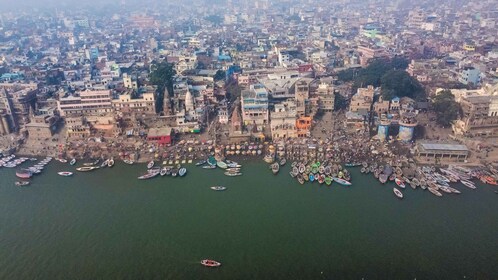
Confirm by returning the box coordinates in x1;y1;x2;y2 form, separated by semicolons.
185;89;194;112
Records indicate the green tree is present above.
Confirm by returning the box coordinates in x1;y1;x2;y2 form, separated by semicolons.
149;61;176;113
380;70;425;100
334;93;349;110
431;89;461;127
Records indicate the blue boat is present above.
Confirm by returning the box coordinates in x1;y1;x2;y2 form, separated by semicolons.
309;174;315;182
179;167;187;177
207;156;217;166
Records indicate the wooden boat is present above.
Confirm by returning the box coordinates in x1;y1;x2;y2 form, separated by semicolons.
100;160;109;168
200;259;221;267
69;158;76;165
298;164;305;174
15;181;30;187
210;186;226;191
393;187;403;199
217;161;228;169
318;175;325;184
147;161;154;169
76;166;99;172
297;175;305;184
108;158;115;167
379;174;388;184
224;172;242;176
179;167;187;177
279;158;286;166
428;187;443;197
447;187;461;194
395;178;405;189
325;176;332;186
57;158;67;163
160;168;167;176
57;171;73;177
196;160;207;166
309;174;315;182
203;165;216;169
460;179;476;189
271;163;279;174
333;177;352;186
16;169;32;179
123;159;134;165
138;171;160;180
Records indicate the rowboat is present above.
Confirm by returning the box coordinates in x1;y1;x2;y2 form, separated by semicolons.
210;186;226;191
309;174;315;182
318;175;325;184
297;175;305;184
217;161;228;169
325;176;332;186
333;177;352;186
171;169;178;177
57;158;67;163
108;158;115;167
298;164;305;174
70;158;76;165
57;171;73;177
379;174;388;184
395;178;405;189
16;169;32;179
76;166;99;172
147;161;154;169
279;158;286;166
138;171;160;180
100;160;109;168
428;187;443;197
195;160;207;166
179;167;187;177
202;165;216;169
271;163;279;174
15;181;30;187
160;168;167;176
224;172;242;176
200;259;221;267
123;159;134;165
393;188;403;199
460;179;476;189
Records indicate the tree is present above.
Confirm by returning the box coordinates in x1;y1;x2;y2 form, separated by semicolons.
149;61;176;113
380;70;425;100
334;93;349;110
214;70;226;81
431;89;461;127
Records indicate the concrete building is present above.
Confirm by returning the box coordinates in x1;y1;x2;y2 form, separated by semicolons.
459;67;481;85
270;100;297;140
416;142;469;162
58;89;112;117
294;80;309;117
349;86;375;116
316;82;335;112
112;92;155;115
147;127;172;145
241;84;269;131
25;115;59;140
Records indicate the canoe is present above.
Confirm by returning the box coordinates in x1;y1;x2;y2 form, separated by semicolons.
200;259;221;267
393;188;403;199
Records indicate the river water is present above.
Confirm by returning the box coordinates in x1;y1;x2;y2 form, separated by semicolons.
0;160;497;279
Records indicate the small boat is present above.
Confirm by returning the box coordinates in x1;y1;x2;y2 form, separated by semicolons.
297;175;305;185
200;259;221;267
16;169;32;179
160;168;167;176
83;162;95;167
100;160;109;168
15;181;30;187
123;159;134;165
179;167;187;177
195;160;207;166
207;156;217;166
333;177;352;186
309;174;315;182
224;172;242;176
460;179;476;189
76;166;99;172
147;161;155;169
108;158;115;167
393;188;403;199
57;171;73;177
279;158;286;166
318;175;325;184
395;178;405;189
93;159;100;165
138;171;160;180
271;163;279;175
325;176;332;186
58;158;68;163
29;158;37;161
428;187;443;197
379;174;388;184
447;187;461;194
202;165;216;169
217;161;228;169
210;186;226;191
171;169;178;177
69;159;76;165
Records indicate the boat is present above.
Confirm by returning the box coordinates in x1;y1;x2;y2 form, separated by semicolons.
69;158;76;165
196;160;207;166
379;174;388;184
202;165;216;169
57;158;67;163
297;175;305;184
279;158;286;166
271;163;279;174
447;187;461;194
147;161;155;169
83;162;95;167
160;168;167;176
333;177;352;186
460;179;476;189
217;161;228;169
138;171;160;180
393;188;403;199
200;259;221;267
395;178;406;189
309;174;315;182
93;159;100;165
224;172;242;176
29;158;37;161
108;158;115;167
428;187;443;197
124;159;134;165
100;160;109;168
210;186;226;191
298;164;305;174
318;175;325;184
76;166;99;172
263;155;274;164
171;169;178;177
207;156;217;166
57;171;73;177
325;176;332;186
227;163;241;168
16;169;32;179
179;167;187;177
15;181;30;187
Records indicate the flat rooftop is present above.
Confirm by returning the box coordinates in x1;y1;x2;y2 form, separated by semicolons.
418;142;469;152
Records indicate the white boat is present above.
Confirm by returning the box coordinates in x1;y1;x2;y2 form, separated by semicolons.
428;187;443;197
393;187;403;199
202;165;216;169
210;186;227;191
108;158;115;167
57;158;67;163
147;161;154;169
101;160;109;168
76;166;99;172
395;178;405;189
179;167;187;177
138;171;160;180
15;181;30;187
160;167;167;176
58;171;73;177
460;180;476;189
123;159;134;165
69;158;76;165
332;177;352;186
217;161;228;169
224;172;242;176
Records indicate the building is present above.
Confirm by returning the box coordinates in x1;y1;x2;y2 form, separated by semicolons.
452;95;498;136
112;92;155;115
317;82;335;112
65;116;91;138
58;89;113;117
349;86;375;116
270;100;297;139
296;116;312;137
416;142;469;162
294;80;309;117
25;115;59;140
218;106;229;125
147;127;172;145
241;84;269;131
459;67;481;85
0;88;37;130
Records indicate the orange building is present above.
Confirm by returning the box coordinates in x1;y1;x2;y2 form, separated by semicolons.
296;117;312;137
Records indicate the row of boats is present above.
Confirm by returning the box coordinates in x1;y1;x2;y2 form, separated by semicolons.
196;156;244;177
288;161;353;186
138;161;188;180
14;156;54;186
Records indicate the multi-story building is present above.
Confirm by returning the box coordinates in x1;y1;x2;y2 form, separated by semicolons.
459;67;481;85
241;84;269;131
0;88;37;130
316;82;335;112
57;89;113;117
295;80;309;117
349;86;375;116
112;92;155;115
270;100;297;140
452;95;498;136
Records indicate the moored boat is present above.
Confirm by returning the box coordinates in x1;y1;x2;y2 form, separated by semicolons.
69;158;76;166
333;177;352;186
57;171;73;177
147;161;154;169
271;163;279;174
460;179;476;189
210;186;226;191
224;172;242;176
15;181;30;187
395;178;405;189
216;161;228;169
108;158;115;167
179;167;187;177
16;169;32;179
123;159;134;165
100;160;109;168
76;166;99;172
195;160;207;166
279;158;286;166
428;187;443;197
202;165;216;169
138;171;160;180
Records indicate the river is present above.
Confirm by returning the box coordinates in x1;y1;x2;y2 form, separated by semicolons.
1;160;497;279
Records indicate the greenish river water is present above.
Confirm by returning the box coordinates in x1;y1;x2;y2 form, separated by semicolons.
0;161;497;279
